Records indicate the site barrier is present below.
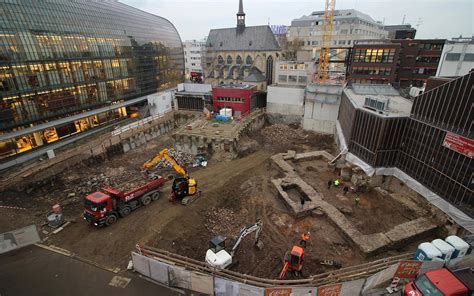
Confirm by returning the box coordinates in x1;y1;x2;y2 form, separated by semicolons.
131;245;472;295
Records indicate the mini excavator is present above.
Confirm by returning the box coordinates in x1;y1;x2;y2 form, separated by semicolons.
279;232;310;279
143;148;200;205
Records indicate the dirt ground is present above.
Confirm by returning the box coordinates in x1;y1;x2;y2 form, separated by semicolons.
0;122;442;279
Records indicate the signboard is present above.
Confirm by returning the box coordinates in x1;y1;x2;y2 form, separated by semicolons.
317;284;342;296
0;224;41;254
395;261;423;279
265;288;292;296
443;132;474;158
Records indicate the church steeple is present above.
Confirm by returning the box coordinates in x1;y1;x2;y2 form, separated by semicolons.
237;0;245;32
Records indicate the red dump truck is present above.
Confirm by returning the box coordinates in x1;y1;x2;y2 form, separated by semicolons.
403;268;473;296
83;176;165;227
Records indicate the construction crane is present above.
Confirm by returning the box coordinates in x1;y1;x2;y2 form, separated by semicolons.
279;232;310;279
143;148;200;205
206;220;263;269
316;0;336;83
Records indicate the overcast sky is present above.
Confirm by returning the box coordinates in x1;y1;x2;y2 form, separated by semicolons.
121;0;473;42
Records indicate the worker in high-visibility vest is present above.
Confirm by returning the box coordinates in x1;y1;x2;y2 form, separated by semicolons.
334;179;341;187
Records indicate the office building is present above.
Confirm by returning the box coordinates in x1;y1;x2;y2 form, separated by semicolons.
436;36;474;77
384;24;417;40
183;39;206;82
288;9;387;61
0;1;184;160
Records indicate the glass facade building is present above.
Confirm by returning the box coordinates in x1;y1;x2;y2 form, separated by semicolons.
0;0;183;159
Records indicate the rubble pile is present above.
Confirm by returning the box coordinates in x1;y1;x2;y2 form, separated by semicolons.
152;148;194;169
261;124;308;145
205;207;242;237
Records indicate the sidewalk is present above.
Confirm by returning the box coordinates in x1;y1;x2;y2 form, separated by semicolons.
0;245;179;296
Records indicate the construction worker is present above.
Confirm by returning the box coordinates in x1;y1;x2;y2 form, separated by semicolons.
327;180;332;189
355;194;360;207
300;232;310;248
343;186;349;195
334;179;341;187
300;196;305;209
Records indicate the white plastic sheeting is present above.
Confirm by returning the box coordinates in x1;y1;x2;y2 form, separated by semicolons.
341;279;366;295
335;120;474;233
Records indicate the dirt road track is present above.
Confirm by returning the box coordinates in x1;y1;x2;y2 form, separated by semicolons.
48;150;272;270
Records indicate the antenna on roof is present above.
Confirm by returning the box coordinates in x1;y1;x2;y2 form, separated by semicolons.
402;15;406;25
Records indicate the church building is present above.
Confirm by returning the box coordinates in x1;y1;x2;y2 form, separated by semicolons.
204;0;281;91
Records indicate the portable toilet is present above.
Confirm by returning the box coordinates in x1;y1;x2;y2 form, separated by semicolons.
445;235;470;259
432;239;455;262
414;242;443;261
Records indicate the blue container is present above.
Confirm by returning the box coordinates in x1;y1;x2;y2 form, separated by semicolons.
414;242;442;261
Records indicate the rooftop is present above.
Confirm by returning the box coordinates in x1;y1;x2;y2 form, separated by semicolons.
206;25;280;52
213;84;256;90
344;84;413;117
291;9;383;28
176;83;212;94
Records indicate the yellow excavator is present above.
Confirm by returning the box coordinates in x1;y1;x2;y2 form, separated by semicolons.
143;148;200;205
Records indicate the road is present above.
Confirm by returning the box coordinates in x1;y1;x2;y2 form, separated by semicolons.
0;245;179;296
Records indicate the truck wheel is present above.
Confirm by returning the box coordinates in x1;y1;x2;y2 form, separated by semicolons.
151;191;160;201
119;206;131;217
105;215;117;226
141;195;152;206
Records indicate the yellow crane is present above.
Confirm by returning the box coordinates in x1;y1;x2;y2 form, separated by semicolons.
317;0;336;83
143;148;200;205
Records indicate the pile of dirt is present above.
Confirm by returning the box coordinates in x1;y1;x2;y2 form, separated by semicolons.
237;137;260;157
205;207;242;237
260;124;308;145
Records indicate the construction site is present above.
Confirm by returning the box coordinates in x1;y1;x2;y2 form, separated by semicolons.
0;111;460;281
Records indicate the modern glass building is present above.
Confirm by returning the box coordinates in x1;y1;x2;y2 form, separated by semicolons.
0;0;184;160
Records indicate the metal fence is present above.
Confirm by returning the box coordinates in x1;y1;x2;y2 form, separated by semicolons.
130;245;474;295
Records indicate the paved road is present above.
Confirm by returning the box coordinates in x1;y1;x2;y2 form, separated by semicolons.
0;245;179;296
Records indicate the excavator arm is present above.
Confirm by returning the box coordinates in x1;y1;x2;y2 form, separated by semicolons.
230;219;263;256
143;148;189;178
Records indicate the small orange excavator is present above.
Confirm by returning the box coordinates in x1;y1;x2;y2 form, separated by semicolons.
278;232;310;280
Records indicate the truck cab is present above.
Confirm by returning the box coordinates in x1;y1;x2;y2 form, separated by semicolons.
404;268;472;296
83;191;114;227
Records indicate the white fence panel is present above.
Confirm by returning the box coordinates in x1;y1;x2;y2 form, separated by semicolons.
131;252;150;277
168;265;192;290
149;258;169;285
191;272;214;295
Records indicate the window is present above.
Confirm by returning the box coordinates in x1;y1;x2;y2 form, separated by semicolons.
340;29;348;34
463;53;474;61
312;41;317;45
298;76;307;83
288;75;297;82
236;55;242;64
246;55;253;65
226;55;233;64
217;96;243;103
446;53;461;61
279;75;287;82
413;276;443;296
218;55;224;65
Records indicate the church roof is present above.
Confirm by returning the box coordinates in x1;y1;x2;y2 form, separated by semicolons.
206;25;280;52
244;67;266;82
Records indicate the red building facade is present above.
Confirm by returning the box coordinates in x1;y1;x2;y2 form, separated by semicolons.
212;84;256;116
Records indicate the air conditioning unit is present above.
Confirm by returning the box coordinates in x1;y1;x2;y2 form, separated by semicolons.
364;96;390;114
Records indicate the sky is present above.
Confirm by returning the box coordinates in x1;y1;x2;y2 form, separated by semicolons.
121;0;473;42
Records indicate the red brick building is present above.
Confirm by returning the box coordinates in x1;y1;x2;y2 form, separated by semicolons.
348;40;400;85
212;84;257;116
392;39;445;87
